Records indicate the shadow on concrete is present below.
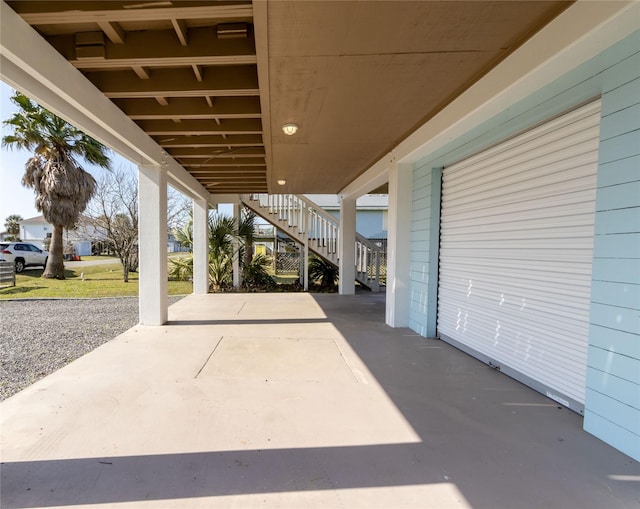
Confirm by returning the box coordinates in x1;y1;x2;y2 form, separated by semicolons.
2;293;638;509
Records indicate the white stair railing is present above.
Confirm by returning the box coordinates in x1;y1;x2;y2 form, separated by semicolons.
242;193;383;291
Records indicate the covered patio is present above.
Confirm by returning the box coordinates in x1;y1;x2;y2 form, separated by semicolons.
2;292;637;508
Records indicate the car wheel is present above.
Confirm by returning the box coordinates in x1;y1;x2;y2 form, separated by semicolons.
15;259;25;273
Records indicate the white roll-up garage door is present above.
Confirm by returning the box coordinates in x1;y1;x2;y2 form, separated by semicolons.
437;100;601;411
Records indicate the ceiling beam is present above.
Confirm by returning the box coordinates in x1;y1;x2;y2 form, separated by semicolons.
182;159;266;167
171;18;188;46
155;134;262;147
114;97;262;119
173;149;265;158
47;28;257;68
85;66;259;99
136;118;263;135
186;167;266;173
12;4;253;24
97;21;125;44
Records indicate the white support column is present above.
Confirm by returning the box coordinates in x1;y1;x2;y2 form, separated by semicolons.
303;213;310;291
232;202;241;289
138;164;168;325
192;197;209;294
386;163;413;327
338;196;356;295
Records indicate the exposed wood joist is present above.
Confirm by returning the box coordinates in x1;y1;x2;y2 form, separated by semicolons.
137;118;263;135
171;18;188;46
192;64;203;82
186;168;266;174
47;29;257;68
14;4;253;25
155;134;262;147
171;147;265;157
132;66;150;79
84;66;259;99
97;21;125;44
114;97;261;119
181;159;266;167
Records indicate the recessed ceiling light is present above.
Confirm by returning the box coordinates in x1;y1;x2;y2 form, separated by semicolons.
277;179;286;185
282;123;298;136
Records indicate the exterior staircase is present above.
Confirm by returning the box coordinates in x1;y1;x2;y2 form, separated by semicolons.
240;194;384;291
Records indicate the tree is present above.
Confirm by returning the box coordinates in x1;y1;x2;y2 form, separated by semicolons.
84;167;138;282
85;165;197;282
308;255;339;291
4;214;23;241
2;92;110;279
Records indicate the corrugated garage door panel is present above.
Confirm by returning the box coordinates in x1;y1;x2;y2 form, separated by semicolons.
437;101;601;409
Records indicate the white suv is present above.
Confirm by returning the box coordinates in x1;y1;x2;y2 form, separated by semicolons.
0;242;49;273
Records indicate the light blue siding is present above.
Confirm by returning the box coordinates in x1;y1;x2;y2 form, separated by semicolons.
409;30;640;459
583;411;640;461
593;207;640;235
586;367;640;408
590;281;640;310
586;33;640;460
589;324;640;359
592;233;640;258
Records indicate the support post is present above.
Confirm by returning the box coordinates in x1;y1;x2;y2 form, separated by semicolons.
192;197;209;294
386;163;413;327
338;196;356;295
232;201;241;289
303;211;310;291
138;164;168;325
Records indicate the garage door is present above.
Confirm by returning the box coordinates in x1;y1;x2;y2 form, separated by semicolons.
437;100;601;411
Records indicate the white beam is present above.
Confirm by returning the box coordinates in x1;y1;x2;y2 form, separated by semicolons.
385;163;413;328
338;197;356;295
138;164;168;326
232;202;241;289
192;197;209;295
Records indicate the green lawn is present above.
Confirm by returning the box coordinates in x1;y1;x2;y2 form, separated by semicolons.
0;262;192;299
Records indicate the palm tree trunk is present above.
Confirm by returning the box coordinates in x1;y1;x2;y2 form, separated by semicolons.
43;224;65;279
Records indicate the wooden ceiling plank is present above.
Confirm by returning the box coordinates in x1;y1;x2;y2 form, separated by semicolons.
156;134;263;147
48;28;257;68
132;65;150;79
170;147;265;157
171;18;188;46
192;64;203;82
137;117;263;135
114;96;262;118
11;4;254;25
85;66;259;98
97;21;125;44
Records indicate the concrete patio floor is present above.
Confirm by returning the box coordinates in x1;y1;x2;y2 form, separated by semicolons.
1;292;638;509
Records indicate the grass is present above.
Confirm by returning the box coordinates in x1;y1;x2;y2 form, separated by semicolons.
0;262;192;299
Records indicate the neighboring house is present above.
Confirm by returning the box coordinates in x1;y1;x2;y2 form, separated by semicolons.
305;194;388;241
19;216;53;250
20;215;96;256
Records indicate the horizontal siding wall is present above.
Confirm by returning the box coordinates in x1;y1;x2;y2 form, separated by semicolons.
583;44;640;461
409;165;432;336
409;30;640;460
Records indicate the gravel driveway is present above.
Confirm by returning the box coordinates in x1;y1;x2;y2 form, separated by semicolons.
0;296;184;401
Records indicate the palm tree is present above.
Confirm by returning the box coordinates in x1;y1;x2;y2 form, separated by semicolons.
4;214;23;241
2;92;111;279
